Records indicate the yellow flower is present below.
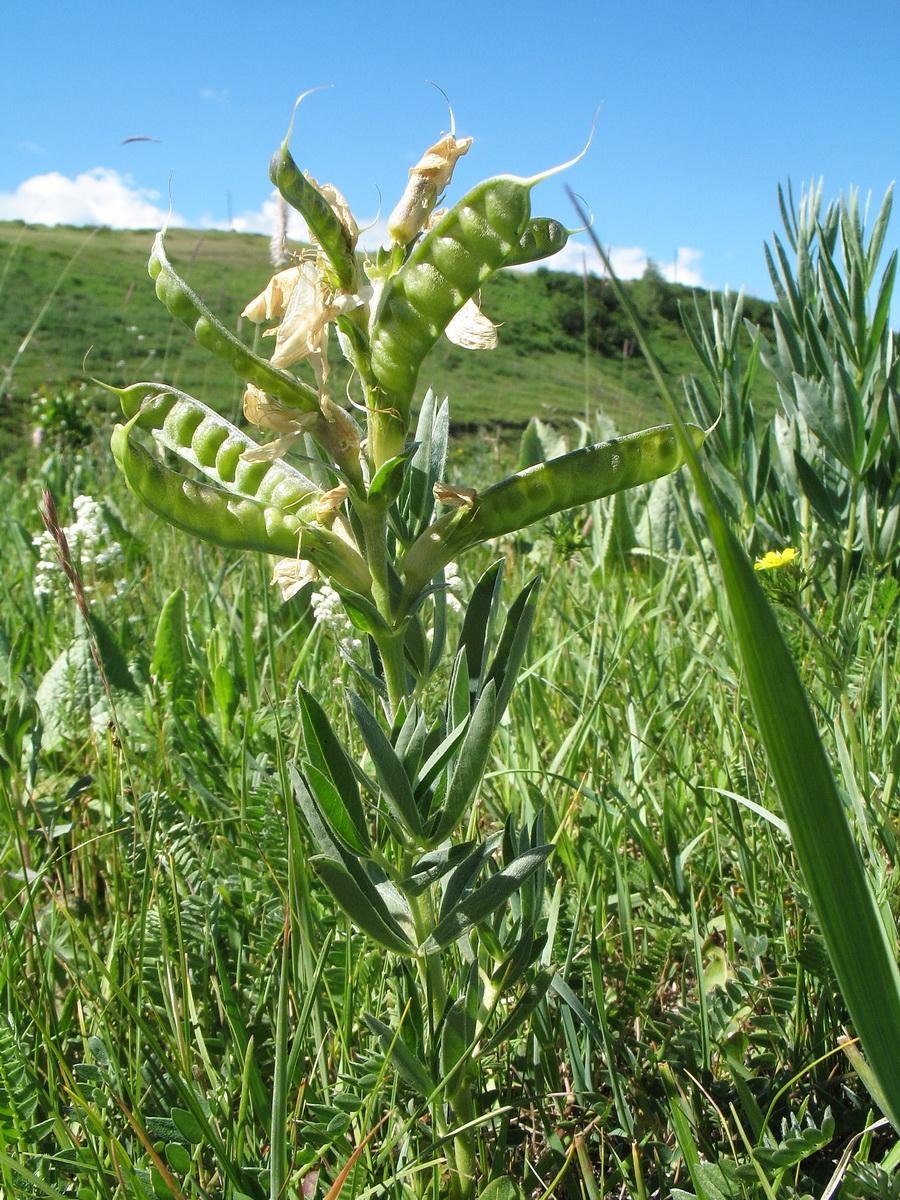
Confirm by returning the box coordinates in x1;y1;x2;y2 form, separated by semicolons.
754;547;798;571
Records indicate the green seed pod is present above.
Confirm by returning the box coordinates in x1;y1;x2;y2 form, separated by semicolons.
400;422;708;607
369;175;536;410
112;383;321;516
111;420;308;557
270;141;359;292
503;218;569;268
149;233;320;412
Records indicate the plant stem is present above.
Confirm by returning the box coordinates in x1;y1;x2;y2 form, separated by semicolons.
356;505;409;710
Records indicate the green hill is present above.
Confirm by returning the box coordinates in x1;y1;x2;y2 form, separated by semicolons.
0;220;774;446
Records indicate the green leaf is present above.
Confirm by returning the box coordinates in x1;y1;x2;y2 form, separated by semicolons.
367;444;417;508
297;686;370;854
485;575;542;719
330;584;392;637
309;856;415;955
400;842;476;896
151;587;189;687
349;691;425;841
363;1013;436;1098
165;1143;192;1174
458;560;505;696
478;1178;527;1200
430;682;497;843
170;1106;204;1144
425;846;554;951
792;451;843;528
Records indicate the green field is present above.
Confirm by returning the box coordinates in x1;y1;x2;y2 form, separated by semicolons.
0;219;775;447
2;179;900;1200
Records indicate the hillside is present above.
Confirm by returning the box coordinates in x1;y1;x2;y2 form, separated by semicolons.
0;220;775;445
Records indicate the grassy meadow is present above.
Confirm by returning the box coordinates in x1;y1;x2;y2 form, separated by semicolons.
1;180;900;1200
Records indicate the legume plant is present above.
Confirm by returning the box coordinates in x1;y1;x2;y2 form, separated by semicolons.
103;101;710;1200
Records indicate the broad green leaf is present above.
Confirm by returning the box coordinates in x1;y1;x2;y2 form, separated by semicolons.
151;587;189;687
478;1179;526;1200
170;1106;204;1144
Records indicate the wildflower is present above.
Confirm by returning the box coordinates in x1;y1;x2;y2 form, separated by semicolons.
32;495;124;599
754;547;798;571
309;581;363;654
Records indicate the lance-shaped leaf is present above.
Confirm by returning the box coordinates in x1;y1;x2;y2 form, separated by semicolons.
399;842;476;897
310;856;415;956
424;845;554;952
297;686;371;855
349;691;426;842
429;682;497;844
363;1013;436;1099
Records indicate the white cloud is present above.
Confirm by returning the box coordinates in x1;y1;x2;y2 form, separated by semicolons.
201;88;228;104
199;189;310;238
0;168;184;229
509;238;705;287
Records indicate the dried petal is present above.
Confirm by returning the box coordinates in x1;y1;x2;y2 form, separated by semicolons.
316;484;348;528
444;298;499;350
243;384;317;434
434;481;477;508
306;174;359;246
242;266;302;322
272;556;318;601
388;133;473;245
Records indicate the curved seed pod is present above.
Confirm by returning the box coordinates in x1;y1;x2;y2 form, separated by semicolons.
111;382;321;516
270;140;358;292
149;233;320;412
369;175;537;410
502;218;569;268
111;421;308;557
400;423;708;605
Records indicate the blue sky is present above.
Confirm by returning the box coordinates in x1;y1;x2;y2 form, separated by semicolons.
2;0;898;305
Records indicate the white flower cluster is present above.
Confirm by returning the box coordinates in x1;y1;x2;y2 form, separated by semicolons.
33;495;125;599
444;562;463;614
309;582;363;655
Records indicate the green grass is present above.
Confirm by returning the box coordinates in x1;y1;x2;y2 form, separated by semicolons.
2;424;899;1198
